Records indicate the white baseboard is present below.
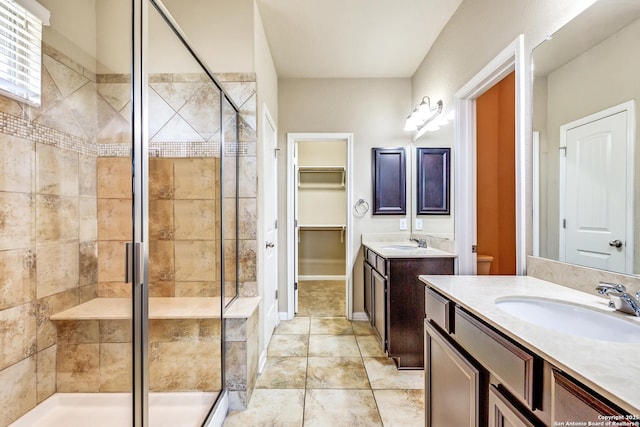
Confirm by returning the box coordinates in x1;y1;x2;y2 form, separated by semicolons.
299;275;347;281
204;390;228;427
279;311;291;321
352;311;369;321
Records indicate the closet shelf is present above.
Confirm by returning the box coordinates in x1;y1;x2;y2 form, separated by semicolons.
298;166;346;189
298;224;346;243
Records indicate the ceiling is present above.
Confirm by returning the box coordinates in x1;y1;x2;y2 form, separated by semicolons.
256;0;463;79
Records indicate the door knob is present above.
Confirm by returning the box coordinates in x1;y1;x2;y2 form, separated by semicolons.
609;240;623;248
266;242;275;248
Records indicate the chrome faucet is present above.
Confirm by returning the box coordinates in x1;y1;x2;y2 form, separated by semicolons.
595;282;640;317
410;238;428;248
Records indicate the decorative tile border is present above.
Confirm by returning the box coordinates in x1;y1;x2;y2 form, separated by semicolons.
0;110;97;156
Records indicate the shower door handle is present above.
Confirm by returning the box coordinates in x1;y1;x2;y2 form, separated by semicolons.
266;242;275;248
125;242;145;285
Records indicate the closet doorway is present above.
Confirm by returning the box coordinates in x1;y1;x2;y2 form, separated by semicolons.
287;134;354;319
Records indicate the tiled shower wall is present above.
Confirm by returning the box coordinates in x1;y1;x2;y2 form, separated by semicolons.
0;41;258;425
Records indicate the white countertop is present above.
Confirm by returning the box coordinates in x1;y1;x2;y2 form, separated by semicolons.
364;242;457;259
418;275;640;415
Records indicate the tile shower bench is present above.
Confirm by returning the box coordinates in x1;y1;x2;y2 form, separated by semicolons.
51;296;260;409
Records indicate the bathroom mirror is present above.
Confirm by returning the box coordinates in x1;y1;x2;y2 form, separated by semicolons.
533;0;640;274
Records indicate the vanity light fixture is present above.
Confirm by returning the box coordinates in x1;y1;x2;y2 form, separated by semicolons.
403;96;443;132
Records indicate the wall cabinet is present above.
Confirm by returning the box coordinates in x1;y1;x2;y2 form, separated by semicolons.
371;148;406;215
364;247;454;368
424;285;633;427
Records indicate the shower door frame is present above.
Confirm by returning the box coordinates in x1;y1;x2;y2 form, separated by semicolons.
132;1;241;425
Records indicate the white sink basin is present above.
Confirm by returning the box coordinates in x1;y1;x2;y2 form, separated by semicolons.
381;245;420;250
495;297;640;343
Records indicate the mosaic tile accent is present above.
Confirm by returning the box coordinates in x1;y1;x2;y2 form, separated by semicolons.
0;111;96;156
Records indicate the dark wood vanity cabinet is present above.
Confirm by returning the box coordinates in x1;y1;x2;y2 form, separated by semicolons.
363;248;454;368
424;286;636;427
552;369;627;423
425;320;485;427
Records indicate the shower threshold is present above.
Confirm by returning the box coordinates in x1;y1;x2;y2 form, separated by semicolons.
9;391;219;427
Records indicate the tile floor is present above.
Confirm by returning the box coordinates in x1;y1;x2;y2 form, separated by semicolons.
223;317;425;426
297;280;346;317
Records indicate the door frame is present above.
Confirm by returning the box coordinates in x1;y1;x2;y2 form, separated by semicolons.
454;35;527;275
258;103;279;372
286;133;354;320
558;100;635;273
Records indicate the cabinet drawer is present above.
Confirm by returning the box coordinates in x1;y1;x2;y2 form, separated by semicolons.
454;307;536;409
426;287;452;333
375;256;387;276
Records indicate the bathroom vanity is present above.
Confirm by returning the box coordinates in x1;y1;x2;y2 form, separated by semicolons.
362;243;455;369
420;275;640;426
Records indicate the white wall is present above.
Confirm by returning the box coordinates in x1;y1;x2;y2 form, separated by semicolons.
277;78;412;313
411;0;598;257
162;0;255;73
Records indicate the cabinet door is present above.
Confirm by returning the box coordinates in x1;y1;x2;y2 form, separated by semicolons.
552;369;626;423
372;147;406;215
425;320;483;427
364;261;373;324
372;268;386;350
489;385;538;427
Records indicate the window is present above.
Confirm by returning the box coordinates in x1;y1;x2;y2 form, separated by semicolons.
0;0;49;106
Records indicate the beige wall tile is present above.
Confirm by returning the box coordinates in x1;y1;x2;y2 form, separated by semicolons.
36;289;78;351
0;192;34;251
97;198;132;241
56;320;99;344
149;158;174;200
222;156;237;198
36;144;79;197
78;283;97;303
79;241;98;286
97;282;131;298
100;343;131;392
0;134;34;193
97;241;126;283
224;240;237;283
150;341;221;392
36;195;78;243
36;242;79;298
42;248;80;301
224;341;247;390
174;200;215;240
149;200;174;240
175;241;216;281
149;281;174;297
0;355;37;427
100;320;132;343
149;319;199;342
238;157;256;198
0;302;36;371
223;200;236;239
56;343;99;392
36;345;56;403
238;198;256;240
0;249;35;310
97;157;132;199
179;83;221;141
149;241;175;282
79;198;97;241
174;158;216;200
200;319;222;341
238;240;256;282
174;281;220;297
79;155;97;197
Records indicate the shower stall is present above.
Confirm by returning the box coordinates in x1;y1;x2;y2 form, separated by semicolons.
0;0;250;425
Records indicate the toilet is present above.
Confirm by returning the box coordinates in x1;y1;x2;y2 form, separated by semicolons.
477;254;493;275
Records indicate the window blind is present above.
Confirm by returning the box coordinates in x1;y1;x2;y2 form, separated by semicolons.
0;0;42;106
